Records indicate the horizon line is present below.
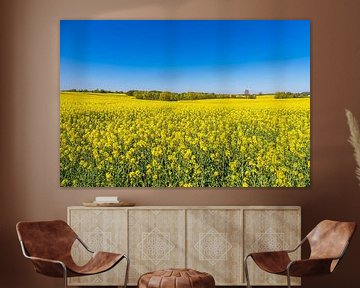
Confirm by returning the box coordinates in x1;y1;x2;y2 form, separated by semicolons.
60;88;311;94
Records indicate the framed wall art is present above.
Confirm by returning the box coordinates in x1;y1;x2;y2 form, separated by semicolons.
60;20;310;187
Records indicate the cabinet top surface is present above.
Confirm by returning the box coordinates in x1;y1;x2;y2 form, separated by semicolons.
68;205;301;210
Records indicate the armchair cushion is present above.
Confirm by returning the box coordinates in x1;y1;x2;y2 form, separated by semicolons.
66;251;124;276
250;251;291;274
288;258;334;277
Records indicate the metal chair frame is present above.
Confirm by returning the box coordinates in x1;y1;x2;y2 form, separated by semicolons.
19;234;129;288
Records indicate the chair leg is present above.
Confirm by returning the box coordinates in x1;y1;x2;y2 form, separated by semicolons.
62;265;68;288
123;255;130;288
286;269;291;288
244;255;252;288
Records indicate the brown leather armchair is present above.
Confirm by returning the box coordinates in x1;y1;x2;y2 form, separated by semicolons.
244;220;356;288
16;220;129;288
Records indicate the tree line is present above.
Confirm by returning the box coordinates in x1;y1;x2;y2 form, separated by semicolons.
62;89;310;101
274;92;310;99
126;90;257;101
63;88;124;94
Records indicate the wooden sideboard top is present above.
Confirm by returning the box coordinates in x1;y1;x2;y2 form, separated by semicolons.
68;205;301;210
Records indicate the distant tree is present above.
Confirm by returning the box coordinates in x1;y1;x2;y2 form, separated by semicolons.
246;94;257;99
244;89;250;95
159;91;177;101
134;92;144;99
127;90;137;96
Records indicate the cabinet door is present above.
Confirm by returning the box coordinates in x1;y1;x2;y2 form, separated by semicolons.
186;209;243;285
243;209;301;286
68;208;128;286
128;209;186;284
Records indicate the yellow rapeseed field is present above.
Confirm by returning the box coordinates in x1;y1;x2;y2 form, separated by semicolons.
60;92;310;187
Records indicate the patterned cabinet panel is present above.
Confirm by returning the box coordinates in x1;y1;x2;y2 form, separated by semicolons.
243;209;301;286
187;209;243;285
68;208;127;286
128;209;186;284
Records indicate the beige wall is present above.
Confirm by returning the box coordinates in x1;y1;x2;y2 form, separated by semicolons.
1;0;360;287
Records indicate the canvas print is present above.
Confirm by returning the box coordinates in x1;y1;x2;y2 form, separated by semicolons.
60;20;310;187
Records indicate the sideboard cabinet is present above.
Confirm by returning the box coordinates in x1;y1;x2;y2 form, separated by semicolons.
67;206;301;286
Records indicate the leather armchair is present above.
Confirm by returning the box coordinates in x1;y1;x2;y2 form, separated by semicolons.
16;220;129;288
244;220;356;288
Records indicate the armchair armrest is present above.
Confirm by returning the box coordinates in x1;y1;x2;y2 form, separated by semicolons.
287;239;351;277
285;237;307;253
76;235;94;253
246;236;306;259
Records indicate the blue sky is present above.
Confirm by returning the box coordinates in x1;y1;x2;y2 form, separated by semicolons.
60;20;310;94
